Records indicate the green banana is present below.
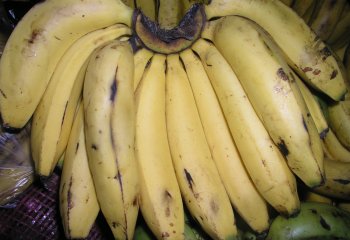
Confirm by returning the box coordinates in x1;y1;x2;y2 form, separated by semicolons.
266;201;350;240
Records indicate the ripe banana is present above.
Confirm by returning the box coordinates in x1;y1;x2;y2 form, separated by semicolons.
295;77;329;138
327;9;350;50
313;158;350;200
30;24;131;177
133;48;154;91
59;102;99;239
83;40;139;239
213;16;324;188
165;53;237;240
158;0;183;28
323;128;350;163
327;100;350;150
179;49;270;234
279;0;294;7
266;201;350;240
308;0;347;41
192;39;300;216
0;0;132;129
134;53;184;240
292;0;315;17
205;0;347;101
135;0;157;21
303;191;332;205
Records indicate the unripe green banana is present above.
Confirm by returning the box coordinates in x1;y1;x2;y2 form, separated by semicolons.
266;202;350;240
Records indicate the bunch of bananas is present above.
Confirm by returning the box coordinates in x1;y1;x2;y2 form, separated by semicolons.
0;0;350;239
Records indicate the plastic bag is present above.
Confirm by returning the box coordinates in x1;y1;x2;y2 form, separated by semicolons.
0;123;35;207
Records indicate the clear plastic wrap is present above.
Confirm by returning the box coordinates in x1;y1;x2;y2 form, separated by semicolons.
0;124;35;207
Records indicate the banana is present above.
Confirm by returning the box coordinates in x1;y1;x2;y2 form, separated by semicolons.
308;0;347;41
295;77;329;138
135;53;184;240
30;24;131;177
133;47;154;91
327;100;350;149
135;0;157;21
59;102;99;239
158;0;183;28
213;16;324;188
121;0;135;8
292;0;315;17
165;53;237;240
192;39;300;216
279;0;294;7
266;201;350;240
179;49;270;234
0;0;132;130
205;0;347;101
302;0;318;24
313;157;350;200
303;191;333;204
83;40;139;239
323;128;350;163
328;9;350;50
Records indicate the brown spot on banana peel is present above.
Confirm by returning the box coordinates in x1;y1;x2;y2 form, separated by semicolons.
277;68;289;81
277;138;289;157
320;46;332;61
333;179;350;185
110;68;118;102
319;216;331;230
75;142;79;154
61;101;68;127
184;169;196;195
27;29;44;45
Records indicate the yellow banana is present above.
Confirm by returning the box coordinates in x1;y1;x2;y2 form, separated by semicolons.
135;54;184;240
133;47;154;91
0;0;132;129
30;24;131;177
295;77;329;138
279;0;294;7
135;0;157;21
59;102;99;239
328;100;350;149
166;53;237;240
292;0;315;17
158;0;183;28
83;40;139;239
308;0;347;41
303;190;332;205
323;128;350;163
314;158;350;201
328;9;350;50
192;39;300;216
213;16;324;188
205;0;347;101
179;49;270;234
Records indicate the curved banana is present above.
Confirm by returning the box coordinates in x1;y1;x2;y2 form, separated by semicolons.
135;0;157;21
308;0;347;41
205;0;347;101
158;0;183;28
165;53;237;240
192;39;300;217
59;102;99;239
83;40;139;239
135;53;184;240
328;9;350;50
30;24;131;177
133;48;154;91
179;49;270;234
328;100;350;150
314;158;350;201
213;16;324;188
0;0;132;129
295;77;329;138
292;0;315;17
323;128;350;163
